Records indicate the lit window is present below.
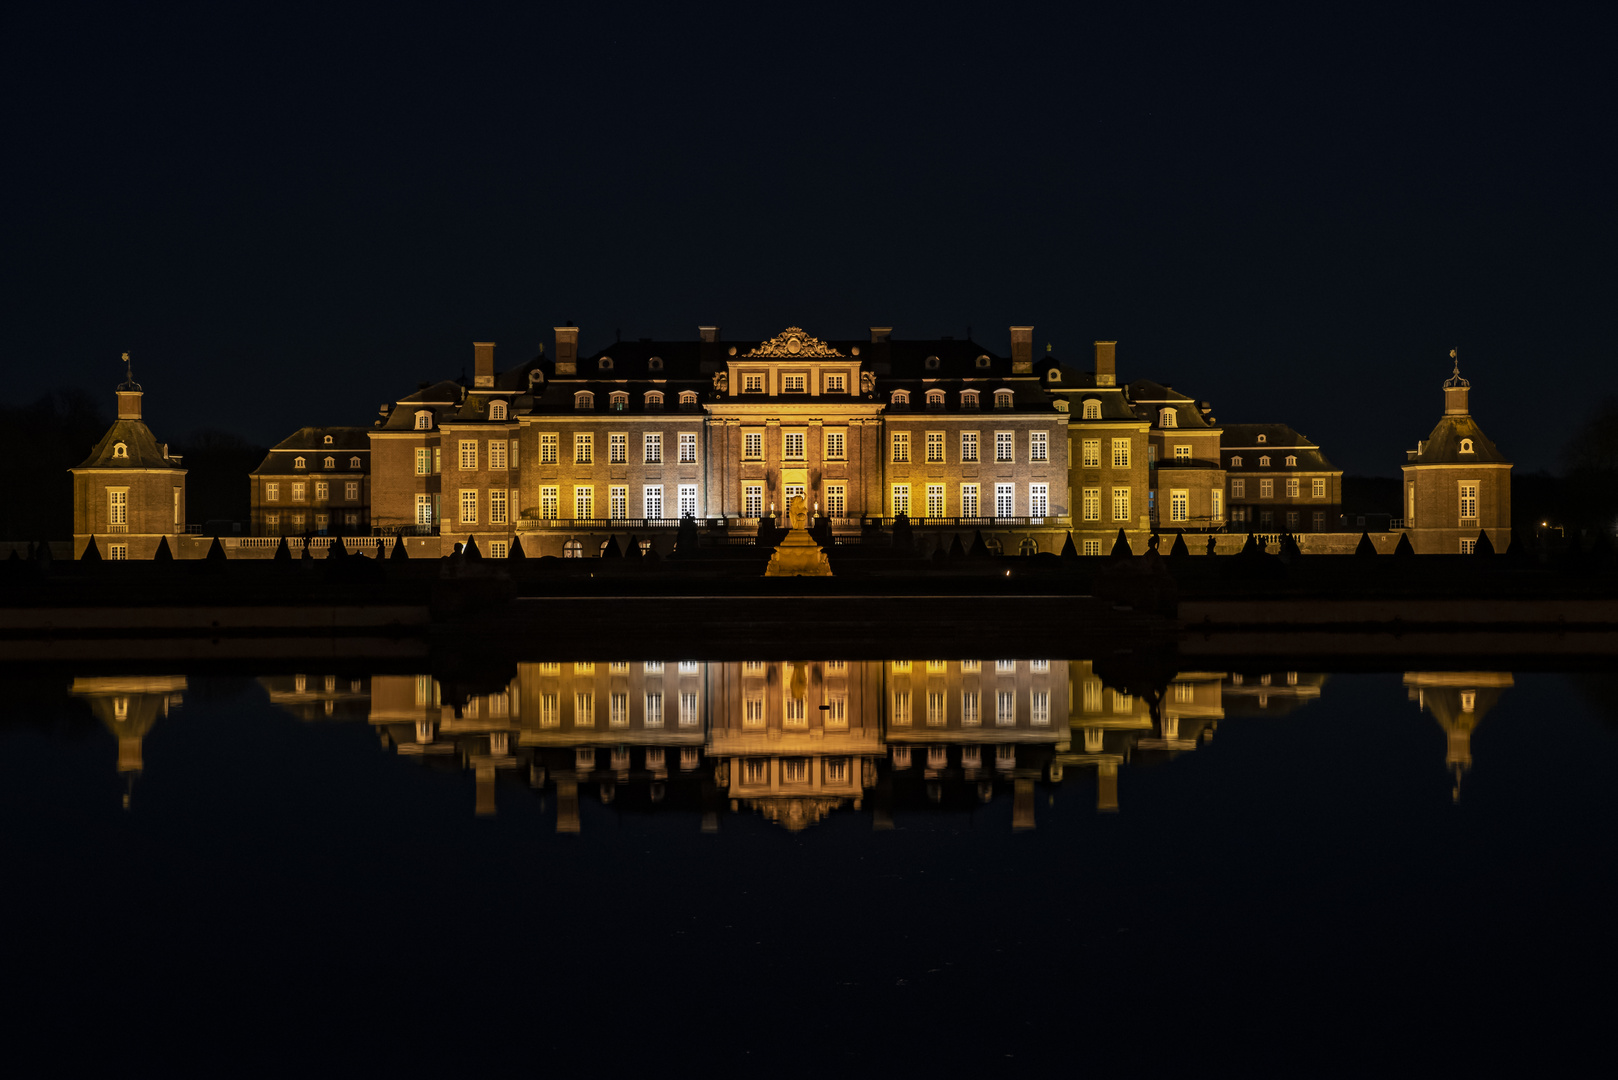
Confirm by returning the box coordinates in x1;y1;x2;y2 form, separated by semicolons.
784;432;805;460
744;486;762;518
1082;399;1101;420
825;373;846;393
679;433;697;463
459;489;478;524
680;390;698;406
1174;445;1190;461
609;392;629;411
960;484;979;517
891;390;910;406
459;440;478;470
1030;431;1048;462
892;432;910;463
415;411;433;430
1170;489;1188;522
1160;407;1177;428
891;484;910;517
1112;439;1130;468
1113;487;1131;521
926;431;944;463
743;431;762;459
489;400;507;420
644;433;662;464
743;374;763;393
314;480;329;500
1286;478;1300;498
575;433;592;464
824;430;845;460
783;375;805;393
824;484;845;517
1082;439;1100;468
645;391;664;409
489;441;507;469
539;433;558;463
1029;483;1048;517
574;391;593;410
995;432;1013;462
265;482;280;502
926;389;945;407
1312;478;1326;498
961;431;979;463
1259;479;1273;498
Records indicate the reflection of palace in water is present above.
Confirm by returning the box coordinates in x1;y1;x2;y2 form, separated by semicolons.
66;664;1520;823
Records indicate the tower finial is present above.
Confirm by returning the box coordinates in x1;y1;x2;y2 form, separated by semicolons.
1443;348;1469;389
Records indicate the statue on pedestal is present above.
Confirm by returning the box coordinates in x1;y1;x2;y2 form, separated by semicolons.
764;495;833;577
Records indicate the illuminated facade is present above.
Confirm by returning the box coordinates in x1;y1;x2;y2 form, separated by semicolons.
1402;363;1512;554
71;363;187;560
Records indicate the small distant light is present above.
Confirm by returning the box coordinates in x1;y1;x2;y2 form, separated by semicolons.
1004;569;1011;577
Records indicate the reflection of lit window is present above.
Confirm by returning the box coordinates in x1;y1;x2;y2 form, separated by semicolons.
996;745;1016;768
1085;727;1104;752
538;693;559;727
1111;690;1132;712
961;690;980;726
680;692;699;726
1031;690;1050;726
960;660;981;673
113;697;129;721
744;695;764;727
784;697;806;727
644;692;663;727
783;759;808;783
574;692;594;726
679;747;700;770
996;690;1016;725
927;746;949;769
825;695;847;728
744;759;768;783
1175;682;1194;702
892;747;913;768
1461;690;1476;713
826;758;848;783
892;691;912;726
1083;680;1102;712
927;691;946;726
609;692;628;727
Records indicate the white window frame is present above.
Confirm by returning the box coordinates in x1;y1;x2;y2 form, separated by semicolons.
960;484;979;518
459;489;478;524
1029;483;1048;518
926;484;946;518
644;432;662;464
995;483;1014;518
540;433;558;464
1082;487;1100;521
1030;430;1048;462
995;431;1013;463
825;430;845;460
891;484;910;517
892;432;910;463
1112;487;1131;521
961;431;979;463
679;432;697;463
644;485;663;520
824;484;845;517
1112;439;1131;468
574;433;593;464
1082;439;1101;468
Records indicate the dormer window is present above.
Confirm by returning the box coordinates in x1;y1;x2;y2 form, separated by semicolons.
975;355;992;369
609;392;629;411
528;369;543;385
598;357;614;371
644;391;664;409
679;390;698;406
414;411;433;430
1046;368;1061;382
323;435;333;445
1160;407;1177;428
891;390;910;406
961;389;980;410
489;400;507;421
1230;455;1243;467
349;456;362;468
925;389;946;409
575;391;594;410
1259;455;1271;467
1285;455;1298;466
1082;398;1101;420
1257;434;1267;444
1460;438;1474;453
294;456;307;469
648;356;663;372
924;355;940;371
112;442;128;459
324;456;335;469
994;390;1014;409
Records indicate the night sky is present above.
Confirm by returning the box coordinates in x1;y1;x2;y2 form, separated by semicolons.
5;3;1613;474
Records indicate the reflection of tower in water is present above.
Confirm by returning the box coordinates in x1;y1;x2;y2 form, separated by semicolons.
1404;672;1514;801
68;676;186;809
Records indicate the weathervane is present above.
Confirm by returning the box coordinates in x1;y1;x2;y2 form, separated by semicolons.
1444;347;1469;388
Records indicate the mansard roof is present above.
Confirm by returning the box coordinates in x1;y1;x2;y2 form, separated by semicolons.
74;418;184;471
1221;424;1339;471
398;379;463;404
1409;414;1509;465
1040;363;1140;419
251;427;371;475
1127;380;1217;429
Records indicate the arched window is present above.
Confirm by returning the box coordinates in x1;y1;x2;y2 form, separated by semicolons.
1257;434;1267;444
349;456;362;468
112;442;128;459
528;369;544;385
1082;399;1101;420
925;389;945;408
1230;455;1243;467
1160;408;1177;428
414;411;433;430
1259;455;1270;467
598;357;614;371
1460;438;1474;453
294;456;306;469
324;456;335;469
1285;455;1297;466
924;355;940;370
975;355;992;369
563;539;583;558
648;356;663;371
609;392;629;411
1046;368;1061;382
995;390;1014;409
323;435;333;445
891;390;910;406
1019;538;1039;556
489;400;507;421
644;391;664;409
961;390;980;409
575;391;594;410
679;390;698;406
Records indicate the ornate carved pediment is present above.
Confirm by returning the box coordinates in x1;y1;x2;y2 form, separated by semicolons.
743;327;845;359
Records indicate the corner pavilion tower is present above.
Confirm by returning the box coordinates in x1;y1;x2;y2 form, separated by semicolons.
71;355;187;559
1401;355;1511;555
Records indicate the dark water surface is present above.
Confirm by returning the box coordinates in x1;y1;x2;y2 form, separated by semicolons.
3;658;1615;1073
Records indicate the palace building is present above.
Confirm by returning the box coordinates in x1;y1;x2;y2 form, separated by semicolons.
248;427;371;537
71;358;186;560
1401;360;1512;554
1220;424;1343;533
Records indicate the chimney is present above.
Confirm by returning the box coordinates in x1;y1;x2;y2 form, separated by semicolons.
1010;326;1034;374
554;325;579;376
870;327;892;344
473;342;495;388
698;326;719;343
1094;341;1117;387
